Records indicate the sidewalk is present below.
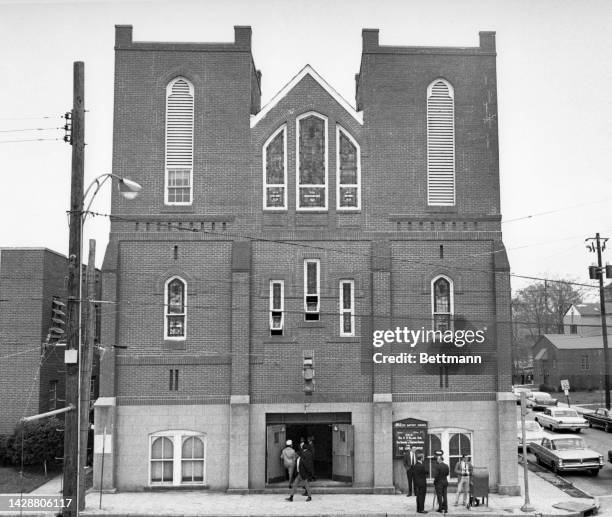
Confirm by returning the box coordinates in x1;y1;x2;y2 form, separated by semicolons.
74;467;597;517
0;466;597;517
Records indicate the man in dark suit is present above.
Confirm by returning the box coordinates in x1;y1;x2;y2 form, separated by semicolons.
285;443;315;502
413;454;428;513
433;454;449;513
403;445;417;496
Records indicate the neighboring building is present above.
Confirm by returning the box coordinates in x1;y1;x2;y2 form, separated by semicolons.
0;248;100;435
94;26;518;494
533;334;610;391
563;303;612;336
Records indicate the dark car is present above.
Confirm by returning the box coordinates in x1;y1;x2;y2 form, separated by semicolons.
584;408;612;432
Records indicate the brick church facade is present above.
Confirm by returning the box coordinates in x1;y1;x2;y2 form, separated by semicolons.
94;25;518;494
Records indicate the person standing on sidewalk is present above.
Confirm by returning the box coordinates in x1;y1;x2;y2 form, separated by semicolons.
280;440;297;488
413;454;428;513
285;443;315;502
433;453;449;513
403;445;418;496
454;454;473;507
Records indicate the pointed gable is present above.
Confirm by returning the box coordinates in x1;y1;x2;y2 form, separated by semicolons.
250;65;363;128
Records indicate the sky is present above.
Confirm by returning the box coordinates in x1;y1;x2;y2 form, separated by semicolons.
1;0;611;296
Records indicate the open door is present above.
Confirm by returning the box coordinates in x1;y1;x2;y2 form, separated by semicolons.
266;424;286;484
332;423;353;482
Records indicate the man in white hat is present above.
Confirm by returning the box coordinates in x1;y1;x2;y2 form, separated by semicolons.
280;440;297;487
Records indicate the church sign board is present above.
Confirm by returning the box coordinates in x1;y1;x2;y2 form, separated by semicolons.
393;418;428;458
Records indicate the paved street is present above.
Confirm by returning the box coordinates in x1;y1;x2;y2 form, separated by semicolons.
517;403;612;513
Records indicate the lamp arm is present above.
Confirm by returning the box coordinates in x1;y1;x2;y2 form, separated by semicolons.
83;174;113;218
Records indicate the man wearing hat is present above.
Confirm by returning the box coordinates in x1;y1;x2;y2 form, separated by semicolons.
280;439;297;488
432;451;449;513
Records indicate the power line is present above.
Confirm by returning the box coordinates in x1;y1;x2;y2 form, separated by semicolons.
0;115;62;121
0;127;61;133
502;198;611;224
0;137;61;144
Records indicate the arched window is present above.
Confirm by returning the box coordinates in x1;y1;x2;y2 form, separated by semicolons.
150;431;205;486
165;77;194;205
426;428;473;480
336;126;361;210
432;276;453;332
427;79;455;206
263;125;287;209
165;277;186;339
297;112;328;210
448;432;472;478
150;436;174;483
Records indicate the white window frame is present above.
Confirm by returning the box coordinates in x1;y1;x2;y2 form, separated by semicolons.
149;431;206;487
426;79;455;207
269;280;284;334
425;427;473;481
262;125;287;210
296;112;328;211
164;276;187;341
165;77;194;206
336;126;361;210
431;275;454;332
339;279;355;336
304;259;320;319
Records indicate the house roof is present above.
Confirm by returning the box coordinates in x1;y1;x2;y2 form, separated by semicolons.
571;303;602;317
538;334;611;350
250;64;363;128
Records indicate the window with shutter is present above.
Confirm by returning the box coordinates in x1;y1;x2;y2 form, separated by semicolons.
165;78;194;205
427;79;455;206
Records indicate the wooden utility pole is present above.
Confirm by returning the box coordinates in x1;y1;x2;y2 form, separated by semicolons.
595;233;611;410
63;61;85;517
78;239;96;510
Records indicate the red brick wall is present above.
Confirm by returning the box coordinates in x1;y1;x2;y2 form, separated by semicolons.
105;27;509;404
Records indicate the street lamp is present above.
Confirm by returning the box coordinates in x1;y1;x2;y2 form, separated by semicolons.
66;172;141;515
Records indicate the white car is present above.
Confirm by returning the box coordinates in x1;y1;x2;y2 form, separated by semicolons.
526;391;558;410
512;387;533;405
517;420;546;450
534;408;588;433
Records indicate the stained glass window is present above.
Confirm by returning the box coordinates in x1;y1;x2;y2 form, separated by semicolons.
433;277;452;332
298;114;326;209
166;278;186;338
337;129;360;209
264;127;286;209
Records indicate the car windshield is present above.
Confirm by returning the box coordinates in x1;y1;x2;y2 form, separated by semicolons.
553;438;585;450
523;421;541;431
554;411;578;417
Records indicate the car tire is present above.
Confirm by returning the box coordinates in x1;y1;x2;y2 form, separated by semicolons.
552;463;559;474
588;421;592;428
575;428;581;433
605;423;610;433
589;469;599;477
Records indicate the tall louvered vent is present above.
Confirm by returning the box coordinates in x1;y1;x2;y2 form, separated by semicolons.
165;78;194;204
427;80;455;206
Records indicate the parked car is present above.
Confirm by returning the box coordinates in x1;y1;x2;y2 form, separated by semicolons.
517;419;546;450
526;391;558;411
512;386;533;405
530;435;604;476
584;408;612;432
534;408;588;433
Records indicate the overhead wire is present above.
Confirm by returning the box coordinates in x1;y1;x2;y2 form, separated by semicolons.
86;210;604;289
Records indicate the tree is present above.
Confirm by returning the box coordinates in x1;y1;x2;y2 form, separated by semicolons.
9;417;64;469
511;278;584;380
